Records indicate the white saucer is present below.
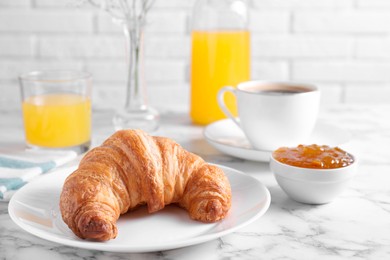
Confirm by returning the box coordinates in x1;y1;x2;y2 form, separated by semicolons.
203;119;351;162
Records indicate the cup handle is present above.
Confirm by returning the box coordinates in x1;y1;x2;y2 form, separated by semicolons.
217;86;241;128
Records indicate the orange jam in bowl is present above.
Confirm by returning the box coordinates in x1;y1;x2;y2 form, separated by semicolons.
272;144;354;169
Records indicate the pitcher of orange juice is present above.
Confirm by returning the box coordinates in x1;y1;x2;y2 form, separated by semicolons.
190;0;250;125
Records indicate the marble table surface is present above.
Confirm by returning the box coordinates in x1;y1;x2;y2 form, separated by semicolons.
0;104;389;260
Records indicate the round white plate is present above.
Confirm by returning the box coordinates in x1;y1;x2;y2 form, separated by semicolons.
8;165;270;253
203;119;351;162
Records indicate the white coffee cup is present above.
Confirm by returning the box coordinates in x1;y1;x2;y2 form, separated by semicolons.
217;81;320;151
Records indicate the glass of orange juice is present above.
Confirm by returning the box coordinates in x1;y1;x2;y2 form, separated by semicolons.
19;70;92;154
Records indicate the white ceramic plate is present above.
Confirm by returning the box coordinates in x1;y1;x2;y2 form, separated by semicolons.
8;165;270;253
203;119;351;162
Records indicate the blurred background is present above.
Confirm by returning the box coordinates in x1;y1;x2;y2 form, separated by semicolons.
1;0;390;112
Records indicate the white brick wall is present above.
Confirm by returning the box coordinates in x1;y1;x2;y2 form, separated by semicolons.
294;11;390;33
0;10;94;32
1;0;390;112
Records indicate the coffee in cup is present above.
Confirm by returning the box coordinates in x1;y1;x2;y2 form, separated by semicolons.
217;81;320;151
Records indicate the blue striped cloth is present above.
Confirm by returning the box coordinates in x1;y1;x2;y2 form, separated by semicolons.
0;149;77;201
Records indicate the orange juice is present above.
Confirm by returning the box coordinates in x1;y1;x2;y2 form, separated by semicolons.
190;30;250;125
22;94;91;148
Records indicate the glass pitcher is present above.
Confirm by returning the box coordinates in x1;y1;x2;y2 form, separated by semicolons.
190;0;251;125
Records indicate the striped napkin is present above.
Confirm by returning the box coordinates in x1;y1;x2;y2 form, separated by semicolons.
0;149;77;201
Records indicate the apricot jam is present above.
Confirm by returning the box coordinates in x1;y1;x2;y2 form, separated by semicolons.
273;144;354;169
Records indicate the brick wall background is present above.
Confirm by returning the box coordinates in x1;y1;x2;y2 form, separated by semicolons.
1;0;390;112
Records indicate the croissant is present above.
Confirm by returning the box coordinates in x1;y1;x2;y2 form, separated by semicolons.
59;129;231;241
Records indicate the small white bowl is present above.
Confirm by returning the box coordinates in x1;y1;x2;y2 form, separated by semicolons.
270;153;357;204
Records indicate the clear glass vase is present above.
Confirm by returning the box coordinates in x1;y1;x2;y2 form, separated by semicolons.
113;21;159;132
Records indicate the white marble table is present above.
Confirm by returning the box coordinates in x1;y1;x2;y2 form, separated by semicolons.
1;104;389;259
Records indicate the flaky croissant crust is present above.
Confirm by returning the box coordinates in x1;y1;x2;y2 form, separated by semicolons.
60;129;232;241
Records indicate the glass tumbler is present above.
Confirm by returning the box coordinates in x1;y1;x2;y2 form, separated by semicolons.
19;70;92;154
